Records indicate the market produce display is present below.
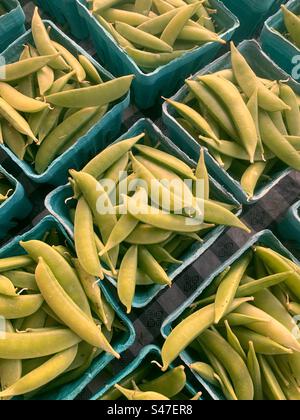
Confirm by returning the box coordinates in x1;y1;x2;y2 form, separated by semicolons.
0;0;300;402
0;8;133;174
88;0;225;71
66;131;249;313
100;361;201;400
166;41;300;199
161;245;300;400
0;173;12;205
0;228;124;399
281;4;300;49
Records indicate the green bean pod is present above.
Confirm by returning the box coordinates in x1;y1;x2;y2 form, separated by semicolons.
20;240;90;316
0;345;78;398
161;297;252;371
35;258;119;357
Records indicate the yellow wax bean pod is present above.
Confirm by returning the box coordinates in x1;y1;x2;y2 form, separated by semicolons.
0;345;78;398
235;303;300;352
280;83;300;136
258;355;286;401
45;75;133;108
20;240;90;316
3;271;38;291
186;80;239;141
129;153;189;213
233;327;293;356
74;196;104;279
140;365;186;397
0;54;59;82
200;329;254;400
35;258;119;357
250;287;297;334
161;297;252;370
92;0;121;13
153;0;174;14
165;98;219;142
230;42;290;112
241;162;267;199
0;256;33;272
178;25;225;43
255;246;300;300
125;194;212;233
78;55;103;84
247;342;264;401
137;8;179;34
115;21;173;52
198;136;273;161
139;246;172;286
194;149;209;200
0;294;44;320
135;0;153;15
21;308;47;330
0;328;81;360
93;13;134;48
125;47;185;69
51;41;86;82
73;259;107;326
37;64;54;96
17;45;35;98
99;212;139;256
83;133;144;178
125;224;173;245
200;198;250;232
31;8;69;71
118;245;138;314
27;45;55;96
281;5;300;49
201;345;238;400
214;252;252;323
0;321;22;400
160;3;201;47
0;274;17;296
70;170;117;246
190;362;220;387
0;82;49;113
224;320;246;361
247;88;265;160
0;98;38;142
101;8;150;26
198;74;258;162
35;106;101;173
134;143;196;180
115;384;169;400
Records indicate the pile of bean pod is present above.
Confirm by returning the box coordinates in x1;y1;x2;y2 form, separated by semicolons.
0;228;123;400
0;7;133;174
161;245;300;400
89;0;225;72
0;173;13;204
67;131;249;314
100;359;201;400
167;42;300;199
281;5;300;49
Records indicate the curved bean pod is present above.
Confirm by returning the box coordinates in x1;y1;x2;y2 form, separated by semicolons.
31;8;69;70
118;245;138;313
0;328;81;360
35;258;119;357
45;75;133;108
115;384;169;400
74;197;104;279
0;345;78;398
161;297;252;370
